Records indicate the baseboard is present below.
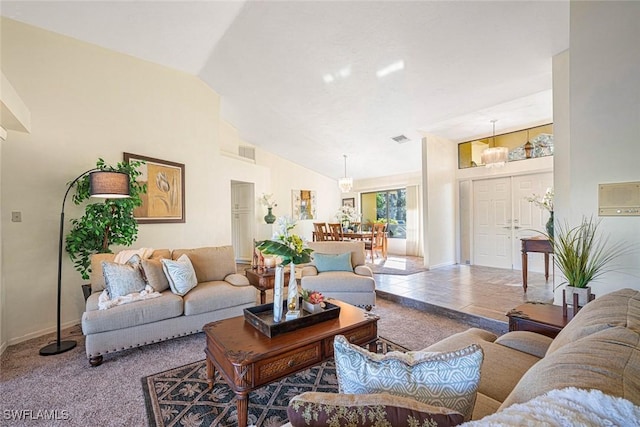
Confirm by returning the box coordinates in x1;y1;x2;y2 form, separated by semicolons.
0;340;7;357
7;318;80;347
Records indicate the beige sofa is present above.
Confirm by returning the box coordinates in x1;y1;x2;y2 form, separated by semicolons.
300;241;376;309
283;288;640;425
82;246;256;366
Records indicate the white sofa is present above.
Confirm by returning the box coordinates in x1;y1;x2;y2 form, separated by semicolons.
82;246;256;366
300;241;376;309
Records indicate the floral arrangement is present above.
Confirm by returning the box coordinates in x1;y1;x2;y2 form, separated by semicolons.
526;187;554;212
335;205;361;223
300;288;324;305
256;216;313;265
259;193;277;208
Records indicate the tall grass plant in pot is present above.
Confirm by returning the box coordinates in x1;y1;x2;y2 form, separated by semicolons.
551;216;634;306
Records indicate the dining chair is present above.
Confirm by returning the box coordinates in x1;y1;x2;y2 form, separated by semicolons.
327;223;345;241
365;222;387;260
313;222;329;241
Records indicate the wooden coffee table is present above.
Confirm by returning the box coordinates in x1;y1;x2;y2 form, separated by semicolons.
245;267;291;304
203;300;378;427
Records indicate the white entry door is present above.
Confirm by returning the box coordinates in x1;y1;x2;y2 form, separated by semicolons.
511;172;553;272
473;177;512;269
472;172;552;271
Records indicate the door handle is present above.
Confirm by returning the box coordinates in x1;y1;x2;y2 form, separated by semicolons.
513;226;521;229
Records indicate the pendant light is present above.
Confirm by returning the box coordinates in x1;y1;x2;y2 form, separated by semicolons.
338;154;353;193
524;128;534;159
481;120;508;168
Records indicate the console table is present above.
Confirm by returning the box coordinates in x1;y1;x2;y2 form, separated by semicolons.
520;236;553;292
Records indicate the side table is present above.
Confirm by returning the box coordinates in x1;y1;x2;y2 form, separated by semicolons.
506;302;573;338
245;267;290;304
520;236;553;292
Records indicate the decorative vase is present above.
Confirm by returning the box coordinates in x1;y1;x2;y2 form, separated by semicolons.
565;285;592;307
264;207;276;224
287;263;298;310
273;265;285;322
546;211;554;238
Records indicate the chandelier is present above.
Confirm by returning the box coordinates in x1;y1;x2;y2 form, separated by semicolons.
338;154;353;193
481;120;508;168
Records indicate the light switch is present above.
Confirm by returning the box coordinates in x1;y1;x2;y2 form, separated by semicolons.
11;211;22;222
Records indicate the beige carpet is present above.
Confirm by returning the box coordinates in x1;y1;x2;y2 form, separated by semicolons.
0;297;501;427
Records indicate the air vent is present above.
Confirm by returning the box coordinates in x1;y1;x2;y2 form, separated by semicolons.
238;146;255;161
391;135;410;144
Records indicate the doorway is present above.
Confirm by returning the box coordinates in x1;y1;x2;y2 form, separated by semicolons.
230;181;255;263
471;172;552;271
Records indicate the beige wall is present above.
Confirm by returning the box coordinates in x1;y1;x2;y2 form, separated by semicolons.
0;18;339;347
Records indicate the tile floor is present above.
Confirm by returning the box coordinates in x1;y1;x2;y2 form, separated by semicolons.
369;255;554;329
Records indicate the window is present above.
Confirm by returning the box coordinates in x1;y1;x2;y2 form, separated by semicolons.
361;189;406;238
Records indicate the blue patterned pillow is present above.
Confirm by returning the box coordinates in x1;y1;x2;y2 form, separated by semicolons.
314;252;353;272
333;335;483;421
161;254;198;296
102;254;146;298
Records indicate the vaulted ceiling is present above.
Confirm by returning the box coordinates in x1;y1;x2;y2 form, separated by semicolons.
1;1;569;181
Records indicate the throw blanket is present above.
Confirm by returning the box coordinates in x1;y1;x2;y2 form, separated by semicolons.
462;387;640;426
114;247;154;263
100;248;159;310
98;285;161;310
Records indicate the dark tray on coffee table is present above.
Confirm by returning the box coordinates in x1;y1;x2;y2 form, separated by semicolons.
244;300;341;338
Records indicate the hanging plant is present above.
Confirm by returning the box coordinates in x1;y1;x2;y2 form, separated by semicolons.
65;158;147;279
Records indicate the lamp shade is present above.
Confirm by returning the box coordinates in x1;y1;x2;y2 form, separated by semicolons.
89;171;130;198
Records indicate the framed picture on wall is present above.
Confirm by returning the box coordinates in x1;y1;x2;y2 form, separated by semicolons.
342;198;355;208
124;153;185;223
292;189;317;220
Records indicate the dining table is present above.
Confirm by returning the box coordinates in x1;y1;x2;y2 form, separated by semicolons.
312;230;388;258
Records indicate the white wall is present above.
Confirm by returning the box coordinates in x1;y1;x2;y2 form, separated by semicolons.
422;135;457;268
553;1;640;301
0;18;339;347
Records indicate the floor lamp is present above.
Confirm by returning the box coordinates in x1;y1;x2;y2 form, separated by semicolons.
39;169;130;356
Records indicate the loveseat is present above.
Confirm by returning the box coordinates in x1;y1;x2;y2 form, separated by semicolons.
81;246;256;366
283;288;640;425
300;241;376;309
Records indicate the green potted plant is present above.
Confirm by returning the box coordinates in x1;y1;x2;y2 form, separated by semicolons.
65;158;146;280
551;216;633;306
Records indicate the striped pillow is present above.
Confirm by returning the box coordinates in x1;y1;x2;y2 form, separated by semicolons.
333;335;483;421
161;254;198;296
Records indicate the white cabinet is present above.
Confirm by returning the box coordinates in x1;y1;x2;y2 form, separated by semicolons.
231;182;255;263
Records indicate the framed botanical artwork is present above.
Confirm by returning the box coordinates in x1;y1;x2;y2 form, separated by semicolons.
124;153;185;223
292;189;317;220
342;198;355;208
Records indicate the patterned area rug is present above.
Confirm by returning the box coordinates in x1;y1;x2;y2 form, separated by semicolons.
142;338;407;427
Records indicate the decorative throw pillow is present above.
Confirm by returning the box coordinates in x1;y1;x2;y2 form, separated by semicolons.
314;252;353;272
102;254;147;298
141;258;170;292
333;335;483;421
161;254;198;296
287;392;465;427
